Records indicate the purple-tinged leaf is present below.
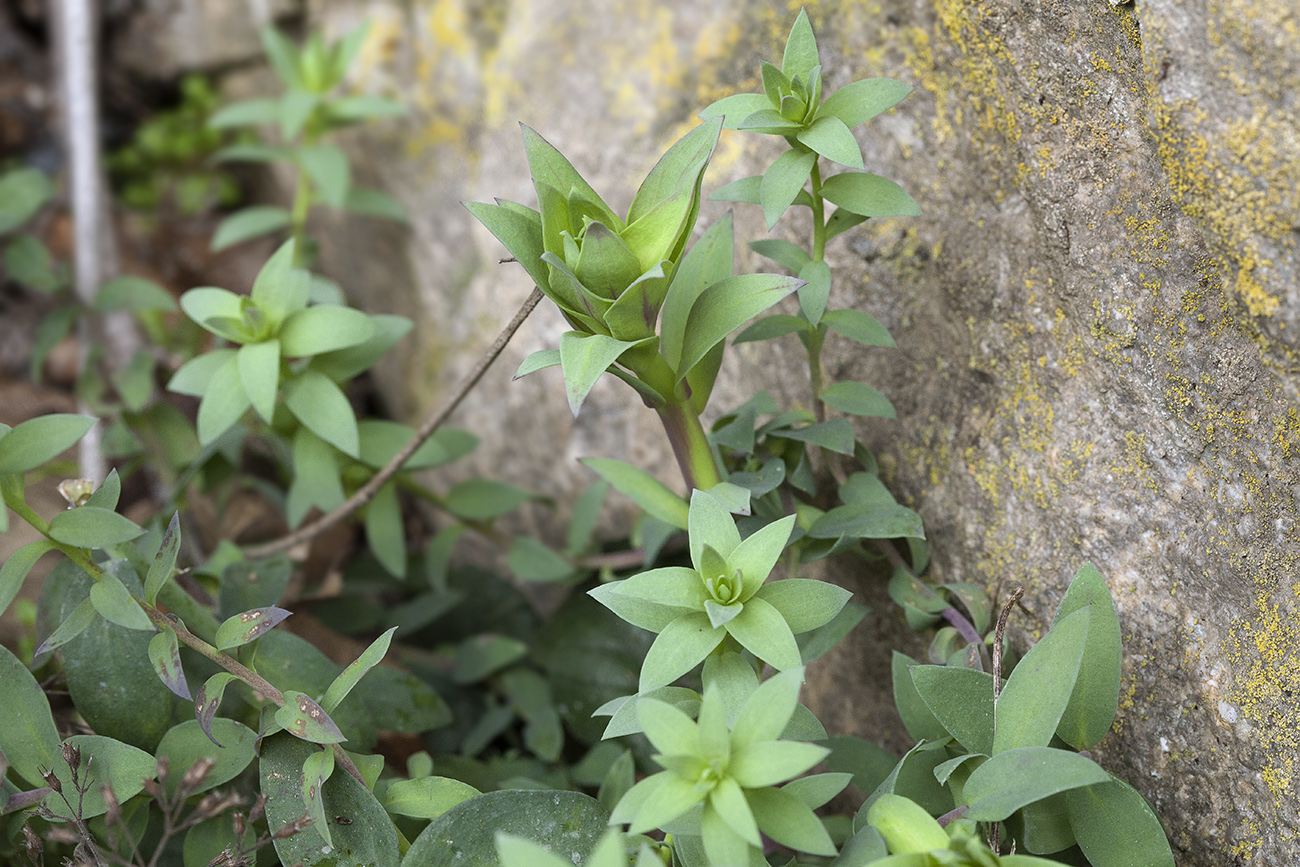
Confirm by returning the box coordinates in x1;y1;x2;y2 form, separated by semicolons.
276;691;346;744
215;606;292;651
1;786;52;815
148;626;191;700
145;512;182;604
195;672;238;747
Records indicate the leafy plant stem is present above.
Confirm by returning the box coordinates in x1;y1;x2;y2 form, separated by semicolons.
1;477;50;535
244;286;544;559
805;325;828;425
810;159;827;264
655;399;723;492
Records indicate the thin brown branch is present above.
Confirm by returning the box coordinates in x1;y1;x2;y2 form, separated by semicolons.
245;287;544;560
989;585;1023;856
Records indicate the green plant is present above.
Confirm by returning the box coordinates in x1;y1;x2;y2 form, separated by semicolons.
107;75;244;216
208;22;407;256
0;9;1175;867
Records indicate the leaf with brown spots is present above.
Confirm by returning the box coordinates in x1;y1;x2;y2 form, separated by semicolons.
214;606;292;651
147;625;191;700
195;672;237;747
275;691;345;745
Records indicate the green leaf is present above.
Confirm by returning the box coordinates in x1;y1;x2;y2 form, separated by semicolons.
749;239;811;273
890;652;948;743
322;626;398;713
733;314;814;344
211;205;292;250
522;126;621;229
709;174;761;204
699;93;774;130
798;259;831;324
302;747;335;847
866;793;948;853
156;719;256;797
725;596;802;670
464;200;551;296
404;790;609;867
826;207;869;240
796;600;867;662
515;348;561;379
754;578;851;634
284;369;359;457
0;168;52;233
0;643;61;788
168;348;235;396
1067;775;1175;867
822;736;895;797
251;240;309;325
962;747;1110;821
344;185;408;221
781;9;819;81
760;148;817;229
94;276;178;312
194;672;237;747
279;90;320;140
208;97;280;128
385;776;481;819
48;506;144;548
237;339;281;423
330;95;407;122
261;733;398;866
45;735;156;820
148;626;190;699
640;613;725;691
144;512;181;605
820;172;921;218
559;331;639;415
215;606;291;651
112;350;156;411
277;690;347;744
508;536;575;582
1052;563;1122;750
660;213;734;372
299;143;351;208
808;502;924;540
628;117;720;225
582;458;689;528
259;26;302;87
910;665;995;755
5;234;65;292
445;478;533;520
0;540;57;617
196;354;252;445
823;308;894;346
993;607;1090;753
29;306;74;382
280;305;377;357
820;380;896;418
676;274;804;378
775;418;855;455
798;116;864;168
89;567;152;630
365;480;407;577
310;313;413;382
820;78;914;128
288;428;344;528
0;413;95;474
455;634;528;683
213;142;291;164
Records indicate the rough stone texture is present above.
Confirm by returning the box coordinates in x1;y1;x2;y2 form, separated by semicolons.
283;0;1293;862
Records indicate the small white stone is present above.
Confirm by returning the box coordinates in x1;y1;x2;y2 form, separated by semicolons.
1217;700;1239;723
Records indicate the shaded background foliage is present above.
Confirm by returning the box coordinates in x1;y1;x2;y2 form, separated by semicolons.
1;0;1296;863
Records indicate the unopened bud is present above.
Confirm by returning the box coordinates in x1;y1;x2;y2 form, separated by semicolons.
248;794;267;825
42;767;62;794
180;756;217;795
62;741;81;772
23;825;43;862
273;814;312;839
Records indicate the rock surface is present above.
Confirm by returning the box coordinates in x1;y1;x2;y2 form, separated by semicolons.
241;0;1296;862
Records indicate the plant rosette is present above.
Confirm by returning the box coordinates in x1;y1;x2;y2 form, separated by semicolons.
611;667;843;865
590;489;851;692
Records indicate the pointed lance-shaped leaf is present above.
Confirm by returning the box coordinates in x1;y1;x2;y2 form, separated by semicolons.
781;9;820;82
819;78;914;129
276;690;346;744
148;626;191;700
820;172;921;218
215;606;292;651
675;274;804;378
322;627;398;713
559;331;641;416
0;413;95;475
521;125;621;229
195;672;238;747
760;148;818;230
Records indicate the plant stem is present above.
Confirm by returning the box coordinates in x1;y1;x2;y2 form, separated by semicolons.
656;399;723;492
1;478;50;536
810;160;827;264
245;286;544;559
289;163;312;267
